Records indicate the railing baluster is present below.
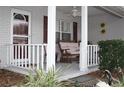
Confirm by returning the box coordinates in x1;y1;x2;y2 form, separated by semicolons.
32;45;35;69
10;45;13;65
14;45;17;66
91;46;92;66
18;45;21;67
13;45;17;66
28;45;31;68
37;45;39;69
92;46;95;65
25;45;27;68
41;45;44;70
21;45;24;68
95;46;96;65
96;46;98;65
95;46;97;65
89;46;90;66
87;45;89;66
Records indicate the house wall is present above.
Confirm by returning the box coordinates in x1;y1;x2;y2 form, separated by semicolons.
0;7;12;67
0;6;81;67
88;13;124;44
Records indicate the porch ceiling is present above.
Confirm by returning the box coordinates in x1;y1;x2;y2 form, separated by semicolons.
89;6;124;18
88;6;108;16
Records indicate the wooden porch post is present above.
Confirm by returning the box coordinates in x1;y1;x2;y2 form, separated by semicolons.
47;6;56;71
79;6;88;71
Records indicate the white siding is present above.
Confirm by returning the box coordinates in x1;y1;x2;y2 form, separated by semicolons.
0;7;11;67
88;13;123;44
0;7;10;45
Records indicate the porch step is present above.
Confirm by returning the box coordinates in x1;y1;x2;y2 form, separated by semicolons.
4;66;35;75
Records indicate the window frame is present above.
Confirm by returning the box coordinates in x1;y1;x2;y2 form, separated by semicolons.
56;19;71;41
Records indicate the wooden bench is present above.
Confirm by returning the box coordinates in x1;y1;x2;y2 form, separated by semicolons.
58;41;80;62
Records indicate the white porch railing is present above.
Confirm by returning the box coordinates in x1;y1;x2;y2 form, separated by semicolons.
8;44;47;70
87;45;99;67
5;44;99;70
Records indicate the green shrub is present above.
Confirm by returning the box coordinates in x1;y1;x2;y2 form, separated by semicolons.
98;39;124;71
22;68;62;87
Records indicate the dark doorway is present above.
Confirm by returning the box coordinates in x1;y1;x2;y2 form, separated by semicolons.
43;16;48;43
73;22;78;42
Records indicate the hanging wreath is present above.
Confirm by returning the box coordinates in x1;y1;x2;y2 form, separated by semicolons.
100;23;105;27
101;29;106;34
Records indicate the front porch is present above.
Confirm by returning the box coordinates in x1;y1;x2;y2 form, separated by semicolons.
0;6;99;80
1;43;98;81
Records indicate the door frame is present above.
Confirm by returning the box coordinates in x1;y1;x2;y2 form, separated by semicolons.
10;8;31;45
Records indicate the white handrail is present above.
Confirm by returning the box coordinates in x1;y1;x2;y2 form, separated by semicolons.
7;44;98;69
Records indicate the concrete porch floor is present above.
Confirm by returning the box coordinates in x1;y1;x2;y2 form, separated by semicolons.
56;62;98;81
4;62;98;81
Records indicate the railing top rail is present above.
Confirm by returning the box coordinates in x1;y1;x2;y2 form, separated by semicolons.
0;44;12;47
87;45;98;46
8;44;47;46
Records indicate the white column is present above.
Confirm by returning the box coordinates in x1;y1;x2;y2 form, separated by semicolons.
47;6;56;71
79;6;88;71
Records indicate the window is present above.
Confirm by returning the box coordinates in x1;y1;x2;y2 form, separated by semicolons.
56;20;71;41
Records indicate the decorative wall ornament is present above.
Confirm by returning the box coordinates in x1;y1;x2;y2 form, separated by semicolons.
100;22;106;34
101;29;106;34
100;23;105;27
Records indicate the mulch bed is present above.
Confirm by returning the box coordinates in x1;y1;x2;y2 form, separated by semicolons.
87;70;123;80
0;69;121;87
0;69;25;87
87;70;102;80
0;69;101;87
